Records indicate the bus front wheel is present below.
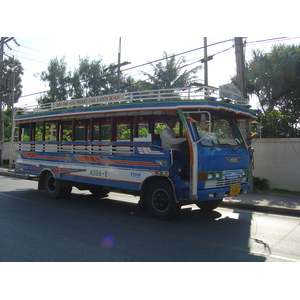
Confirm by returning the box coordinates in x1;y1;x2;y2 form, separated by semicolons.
44;172;72;199
146;180;180;220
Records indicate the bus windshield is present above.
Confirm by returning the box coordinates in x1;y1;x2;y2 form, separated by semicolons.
194;115;245;149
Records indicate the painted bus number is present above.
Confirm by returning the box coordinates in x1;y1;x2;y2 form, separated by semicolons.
230;184;241;196
90;170;108;177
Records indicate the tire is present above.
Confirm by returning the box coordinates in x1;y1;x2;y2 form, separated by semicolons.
44;172;72;199
196;199;223;211
146;180;181;220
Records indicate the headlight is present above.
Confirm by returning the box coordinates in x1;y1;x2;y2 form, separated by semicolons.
207;173;214;180
215;172;221;179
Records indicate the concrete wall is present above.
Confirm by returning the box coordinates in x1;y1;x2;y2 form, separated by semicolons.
2;142;18;162
252;138;300;192
2;139;300;191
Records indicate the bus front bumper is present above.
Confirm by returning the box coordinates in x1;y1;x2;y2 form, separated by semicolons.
194;183;251;202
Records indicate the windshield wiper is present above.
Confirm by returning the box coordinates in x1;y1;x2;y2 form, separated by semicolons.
232;145;241;151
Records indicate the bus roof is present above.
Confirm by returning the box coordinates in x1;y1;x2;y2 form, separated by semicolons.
15;87;257;123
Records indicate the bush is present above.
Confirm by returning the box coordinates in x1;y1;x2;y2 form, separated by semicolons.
253;177;270;191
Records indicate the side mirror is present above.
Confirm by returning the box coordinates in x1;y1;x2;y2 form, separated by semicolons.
250;121;262;145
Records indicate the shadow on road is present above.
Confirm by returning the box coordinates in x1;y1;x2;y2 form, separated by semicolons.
1;188;266;262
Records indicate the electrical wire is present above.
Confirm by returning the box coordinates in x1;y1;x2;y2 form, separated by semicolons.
18;39;234;99
19;45;58;57
16;37;300;99
121;39;233;73
246;37;300;46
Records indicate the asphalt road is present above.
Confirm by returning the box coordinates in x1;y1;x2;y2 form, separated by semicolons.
1;175;300;262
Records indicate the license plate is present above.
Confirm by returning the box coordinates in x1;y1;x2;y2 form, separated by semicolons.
230;184;241;196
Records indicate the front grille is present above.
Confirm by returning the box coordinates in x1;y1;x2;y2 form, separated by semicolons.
204;177;245;189
216;177;243;187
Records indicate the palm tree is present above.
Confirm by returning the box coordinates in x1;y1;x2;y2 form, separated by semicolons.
142;51;201;89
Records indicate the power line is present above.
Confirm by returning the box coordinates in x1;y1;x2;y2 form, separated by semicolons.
246;37;300;46
121;39;233;73
6;53;48;64
18;37;300;100
19;45;58;57
19;39;234;99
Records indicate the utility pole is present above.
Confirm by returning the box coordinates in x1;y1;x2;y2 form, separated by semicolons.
9;56;19;169
0;37;19;165
0;38;5;165
234;37;246;99
117;37;121;93
204;37;208;86
234;37;253;191
234;37;249;144
201;37;213;95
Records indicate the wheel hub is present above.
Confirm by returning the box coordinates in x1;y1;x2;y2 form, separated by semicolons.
153;190;170;212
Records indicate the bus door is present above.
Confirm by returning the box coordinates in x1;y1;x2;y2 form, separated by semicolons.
178;110;212;200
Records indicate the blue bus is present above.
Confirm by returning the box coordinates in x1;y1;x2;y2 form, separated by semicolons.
14;87;257;219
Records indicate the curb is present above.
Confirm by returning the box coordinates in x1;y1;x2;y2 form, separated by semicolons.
221;201;300;217
0;170;37;180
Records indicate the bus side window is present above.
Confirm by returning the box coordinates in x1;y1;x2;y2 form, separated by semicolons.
137;116;150;138
75;120;90;141
101;118;111;141
19;123;30;141
154;116;167;135
60;121;72;142
34;122;43;141
116;117;133;141
44;121;57;141
92;119;100;141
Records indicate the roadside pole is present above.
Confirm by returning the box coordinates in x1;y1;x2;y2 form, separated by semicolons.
0;38;5;165
234;37;253;192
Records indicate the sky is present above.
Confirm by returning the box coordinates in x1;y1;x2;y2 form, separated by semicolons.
5;36;300;109
2;0;299;110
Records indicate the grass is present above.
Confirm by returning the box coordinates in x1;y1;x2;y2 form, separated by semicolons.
263;189;300;197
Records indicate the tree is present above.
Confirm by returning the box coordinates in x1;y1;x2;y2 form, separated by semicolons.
257;110;299;138
0;57;23;165
1;57;23;108
37;57;70;104
70;56;107;98
142;51;201;89
38;56;138;103
241;44;300;137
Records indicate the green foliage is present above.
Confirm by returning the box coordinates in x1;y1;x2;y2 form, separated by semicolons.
253;177;270;191
37;57;70;104
35;51;202;105
138;127;149;137
142;52;201;89
3;109;12;141
258;110;300;138
244;44;300;137
37;56;138;104
0;57;24;108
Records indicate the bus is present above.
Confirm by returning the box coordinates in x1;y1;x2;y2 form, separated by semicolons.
14;87;257;219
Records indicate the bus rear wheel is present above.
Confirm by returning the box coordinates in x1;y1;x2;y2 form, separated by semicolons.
44;172;72;199
146;180;180;220
196;199;223;211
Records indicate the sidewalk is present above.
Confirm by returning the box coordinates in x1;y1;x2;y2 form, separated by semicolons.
1;167;300;217
222;192;300;216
